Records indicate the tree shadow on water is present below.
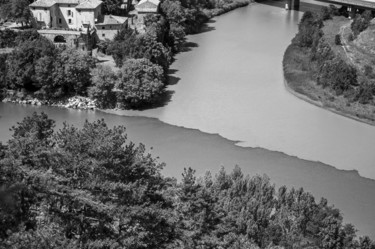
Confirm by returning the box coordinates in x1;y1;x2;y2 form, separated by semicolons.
179;41;199;53
131;69;180;110
198;23;216;34
167;69;180;86
168;75;181;86
134;90;175;110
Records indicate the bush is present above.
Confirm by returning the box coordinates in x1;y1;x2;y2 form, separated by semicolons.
355;77;374;104
348;33;354;41
0;29;17;48
351;11;373;38
335;34;341;45
311;38;334;63
292;11;323;48
319;6;332;21
317;56;357;95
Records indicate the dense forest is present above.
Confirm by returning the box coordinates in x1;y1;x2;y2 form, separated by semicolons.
0;112;374;248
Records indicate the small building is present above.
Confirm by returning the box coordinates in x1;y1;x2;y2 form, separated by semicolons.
29;0;102;30
96;15;129;40
135;0;160;14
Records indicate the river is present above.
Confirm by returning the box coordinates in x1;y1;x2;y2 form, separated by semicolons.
1;2;375;238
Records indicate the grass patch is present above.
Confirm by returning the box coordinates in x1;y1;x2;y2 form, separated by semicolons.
283;44;375;125
322;16;349;59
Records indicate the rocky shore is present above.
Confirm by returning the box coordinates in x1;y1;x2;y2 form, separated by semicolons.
2;96;97;110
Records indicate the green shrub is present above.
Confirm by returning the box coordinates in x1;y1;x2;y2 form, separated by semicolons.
335;34;341;45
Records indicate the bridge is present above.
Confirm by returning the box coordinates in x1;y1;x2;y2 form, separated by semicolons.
314;0;375;9
283;0;375;12
38;30;82;48
37;29;94;50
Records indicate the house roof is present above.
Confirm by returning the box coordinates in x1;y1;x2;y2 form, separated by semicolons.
96;15;128;25
138;0;159;5
135;0;159;12
30;0;102;8
76;0;102;9
30;0;58;7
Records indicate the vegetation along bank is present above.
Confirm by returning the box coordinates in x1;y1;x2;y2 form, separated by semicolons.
0;112;375;248
0;0;252;110
283;6;375;125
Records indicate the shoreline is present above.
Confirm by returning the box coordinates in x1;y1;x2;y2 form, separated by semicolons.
283;77;375;127
283;44;375;127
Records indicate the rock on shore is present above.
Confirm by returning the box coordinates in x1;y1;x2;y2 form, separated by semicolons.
2;96;97;110
52;96;97;110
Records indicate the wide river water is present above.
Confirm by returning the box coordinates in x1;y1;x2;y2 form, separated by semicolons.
1;3;375;237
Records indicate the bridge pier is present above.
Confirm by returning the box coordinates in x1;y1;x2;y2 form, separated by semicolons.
347;5;358;18
287;0;300;10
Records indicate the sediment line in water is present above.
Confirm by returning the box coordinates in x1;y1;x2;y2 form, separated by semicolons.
100;108;369;180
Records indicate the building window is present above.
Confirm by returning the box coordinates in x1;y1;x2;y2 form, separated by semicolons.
109;26;112;29
59;18;62;24
102;34;105;37
44;8;47;10
68;19;72;24
68;10;71;16
68;4;71;7
102;27;105;29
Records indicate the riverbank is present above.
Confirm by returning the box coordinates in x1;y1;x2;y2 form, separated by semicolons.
2;95;97;110
283;44;375;126
203;0;253;18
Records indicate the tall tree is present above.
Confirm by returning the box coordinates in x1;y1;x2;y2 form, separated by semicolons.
11;0;33;26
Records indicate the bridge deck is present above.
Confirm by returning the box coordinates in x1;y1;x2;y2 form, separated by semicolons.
38;29;82;35
315;0;375;9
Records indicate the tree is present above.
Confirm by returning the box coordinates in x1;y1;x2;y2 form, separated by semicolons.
317;56;357;95
6;37;56;91
0;0;12;20
354;76;374;104
1;113;177;248
11;0;33;27
136;33;172;72
34;55;55;98
351;11;373;38
51;48;96;98
108;30;171;72
292;11;323;48
108;28;138;67
0;53;7;97
116;58;165;108
0;29;17;48
101;0;122;15
1;113;375;248
88;65;117;108
319;6;332;21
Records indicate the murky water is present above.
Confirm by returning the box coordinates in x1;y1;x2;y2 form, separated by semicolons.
1;3;375;237
115;4;375;179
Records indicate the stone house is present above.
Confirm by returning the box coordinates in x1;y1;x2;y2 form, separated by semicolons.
96;15;128;40
135;0;160;14
29;0;102;30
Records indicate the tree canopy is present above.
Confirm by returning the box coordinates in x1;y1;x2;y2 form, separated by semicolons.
0;113;374;248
